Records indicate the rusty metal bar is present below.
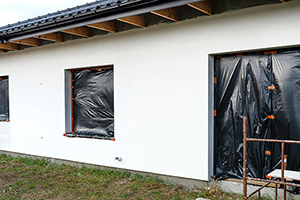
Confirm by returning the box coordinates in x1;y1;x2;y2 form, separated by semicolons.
281;142;286;200
283;153;288;199
284;155;287;170
247;177;300;188
243;115;300;199
247;182;271;198
246;138;300;144
243;116;247;199
275;183;277;200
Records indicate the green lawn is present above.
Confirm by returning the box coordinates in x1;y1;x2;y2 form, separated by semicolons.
0;154;257;199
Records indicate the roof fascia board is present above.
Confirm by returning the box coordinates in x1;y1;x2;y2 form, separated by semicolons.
5;0;205;42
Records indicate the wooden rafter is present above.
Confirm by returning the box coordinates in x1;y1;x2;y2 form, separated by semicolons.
87;21;117;33
188;1;213;16
34;33;64;42
151;8;178;22
0;42;19;51
11;38;40;47
117;15;146;28
61;27;91;38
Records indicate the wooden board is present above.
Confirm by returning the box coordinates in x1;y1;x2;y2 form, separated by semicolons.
61;27;91;38
87;21;117;33
117;15;146;28
0;42;19;51
35;33;63;42
187;1;213;16
151;8;178;22
11;38;40;47
268;169;300;181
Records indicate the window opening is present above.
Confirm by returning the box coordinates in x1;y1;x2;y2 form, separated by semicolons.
65;66;114;140
0;76;9;122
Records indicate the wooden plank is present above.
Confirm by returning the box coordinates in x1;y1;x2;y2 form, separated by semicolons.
268;169;300;181
117;15;146;28
187;1;213;15
151;8;178;22
61;27;91;38
34;33;63;42
0;42;19;51
87;21;117;33
280;0;285;2
11;37;40;47
0;49;6;53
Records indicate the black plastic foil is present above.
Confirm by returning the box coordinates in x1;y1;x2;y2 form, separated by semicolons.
0;76;9;121
71;68;114;139
214;49;300;179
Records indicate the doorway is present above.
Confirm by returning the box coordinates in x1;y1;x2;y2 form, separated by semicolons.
214;49;300;179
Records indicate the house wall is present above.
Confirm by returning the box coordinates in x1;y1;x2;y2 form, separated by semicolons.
0;0;299;181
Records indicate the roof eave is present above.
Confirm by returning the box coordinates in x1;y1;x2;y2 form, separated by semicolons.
0;0;204;43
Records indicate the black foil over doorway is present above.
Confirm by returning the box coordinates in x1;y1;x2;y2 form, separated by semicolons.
214;49;300;179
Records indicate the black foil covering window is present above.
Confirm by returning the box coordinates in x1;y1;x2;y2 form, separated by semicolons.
66;67;114;140
0;76;9;121
214;49;300;180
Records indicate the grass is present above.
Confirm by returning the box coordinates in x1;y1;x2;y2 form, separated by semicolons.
0;154;266;199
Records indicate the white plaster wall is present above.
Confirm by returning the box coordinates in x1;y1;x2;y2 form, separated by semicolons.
0;1;300;181
0;123;10;150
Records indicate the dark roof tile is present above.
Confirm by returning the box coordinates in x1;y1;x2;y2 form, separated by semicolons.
0;0;131;34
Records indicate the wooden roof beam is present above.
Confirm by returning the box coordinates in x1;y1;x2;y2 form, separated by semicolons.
188;1;213;16
61;27;91;38
0;42;19;51
11;38;40;47
34;33;63;42
87;21;117;33
151;8;178;22
117;15;146;28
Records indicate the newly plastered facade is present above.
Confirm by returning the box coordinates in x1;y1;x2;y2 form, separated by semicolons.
0;0;299;181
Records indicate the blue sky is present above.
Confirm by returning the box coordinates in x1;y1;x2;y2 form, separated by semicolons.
0;0;95;26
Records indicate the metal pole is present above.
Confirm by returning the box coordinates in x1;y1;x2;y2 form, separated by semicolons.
275;183;277;200
246;138;300;144
246;182;271;198
247;177;300;188
243;116;247;199
284;155;287;170
281;142;286;200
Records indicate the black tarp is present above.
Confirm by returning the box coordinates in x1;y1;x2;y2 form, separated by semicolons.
71;67;114;139
214;49;300;179
0;76;9;121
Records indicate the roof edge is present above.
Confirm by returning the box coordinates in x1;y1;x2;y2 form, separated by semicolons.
1;0;205;42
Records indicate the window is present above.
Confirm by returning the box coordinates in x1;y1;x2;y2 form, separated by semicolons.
0;76;9;122
65;66;114;140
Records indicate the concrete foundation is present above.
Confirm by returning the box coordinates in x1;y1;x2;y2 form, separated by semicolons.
218;180;300;200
